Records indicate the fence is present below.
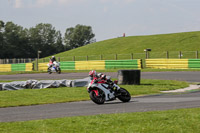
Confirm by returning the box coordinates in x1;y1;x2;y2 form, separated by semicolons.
0;58;35;64
1;51;199;64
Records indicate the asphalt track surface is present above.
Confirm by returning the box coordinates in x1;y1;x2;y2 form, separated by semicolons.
1;71;200;82
0;71;200;122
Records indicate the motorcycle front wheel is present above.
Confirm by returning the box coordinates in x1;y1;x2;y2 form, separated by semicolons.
89;89;105;104
117;88;131;102
56;67;61;74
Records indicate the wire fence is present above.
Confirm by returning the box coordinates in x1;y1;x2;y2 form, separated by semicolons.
0;58;36;64
0;51;199;64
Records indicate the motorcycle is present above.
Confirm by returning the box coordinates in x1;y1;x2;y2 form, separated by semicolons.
87;77;131;104
47;61;61;74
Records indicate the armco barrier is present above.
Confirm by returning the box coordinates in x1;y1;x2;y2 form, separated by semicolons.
11;63;26;71
38;59;142;71
105;60;141;69
75;61;105;70
25;63;33;71
60;61;75;70
0;64;11;72
0;63;33;72
38;62;76;71
146;59;188;69
38;63;48;71
188;59;200;69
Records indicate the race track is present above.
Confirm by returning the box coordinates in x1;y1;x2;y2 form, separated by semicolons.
0;71;200;122
1;92;200;122
1;71;200;82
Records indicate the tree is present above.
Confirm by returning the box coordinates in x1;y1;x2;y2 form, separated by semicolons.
54;31;65;54
29;23;64;58
64;24;95;50
3;21;29;58
0;20;5;58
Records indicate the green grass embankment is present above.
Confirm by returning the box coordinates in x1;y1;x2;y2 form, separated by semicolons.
51;31;200;61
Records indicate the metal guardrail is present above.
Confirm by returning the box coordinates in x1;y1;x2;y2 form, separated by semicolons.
0;51;199;64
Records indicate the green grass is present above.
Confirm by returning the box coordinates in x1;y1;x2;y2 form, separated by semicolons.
46;31;200;61
0;79;188;107
0;108;200;133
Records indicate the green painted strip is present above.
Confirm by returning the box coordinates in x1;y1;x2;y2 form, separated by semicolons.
105;60;139;69
188;59;200;68
60;61;75;70
11;63;26;71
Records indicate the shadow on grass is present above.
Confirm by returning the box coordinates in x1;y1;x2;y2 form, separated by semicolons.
139;83;153;86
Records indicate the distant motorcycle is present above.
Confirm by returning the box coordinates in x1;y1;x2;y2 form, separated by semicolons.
87;77;131;104
47;61;61;74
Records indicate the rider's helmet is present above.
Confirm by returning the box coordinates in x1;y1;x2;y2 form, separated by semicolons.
52;56;55;59
89;70;97;77
97;73;102;78
98;73;106;79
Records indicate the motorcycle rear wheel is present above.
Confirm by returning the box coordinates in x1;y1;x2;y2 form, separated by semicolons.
89;89;105;104
117;88;131;102
47;68;52;74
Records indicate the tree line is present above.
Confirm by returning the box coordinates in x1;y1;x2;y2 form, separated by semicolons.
0;20;95;58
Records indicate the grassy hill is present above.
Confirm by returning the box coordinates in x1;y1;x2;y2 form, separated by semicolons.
48;31;200;61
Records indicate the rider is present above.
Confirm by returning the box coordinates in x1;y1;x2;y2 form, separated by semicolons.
50;56;56;63
49;56;57;69
89;70;113;89
89;70;106;80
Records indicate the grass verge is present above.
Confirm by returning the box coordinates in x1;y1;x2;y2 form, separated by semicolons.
0;108;200;133
0;79;188;108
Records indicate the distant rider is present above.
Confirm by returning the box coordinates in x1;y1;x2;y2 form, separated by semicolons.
49;56;57;69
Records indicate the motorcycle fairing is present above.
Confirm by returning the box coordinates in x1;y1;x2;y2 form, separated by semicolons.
90;83;115;101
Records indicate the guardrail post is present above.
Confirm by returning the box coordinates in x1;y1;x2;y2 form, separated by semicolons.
145;51;148;59
32;63;34;71
179;51;182;59
73;56;75;61
86;55;88;61
115;54;117;60
100;55;103;60
166;51;169;59
36;58;38;71
131;53;133;59
196;51;198;59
